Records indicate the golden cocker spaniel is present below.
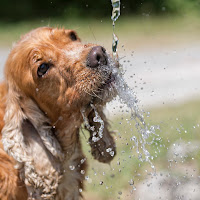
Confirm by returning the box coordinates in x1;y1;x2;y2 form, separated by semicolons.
0;27;118;200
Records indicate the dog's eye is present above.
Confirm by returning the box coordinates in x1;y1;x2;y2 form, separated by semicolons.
37;63;49;77
70;32;77;41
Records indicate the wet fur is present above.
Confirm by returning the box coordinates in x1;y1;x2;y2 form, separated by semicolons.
0;27;116;200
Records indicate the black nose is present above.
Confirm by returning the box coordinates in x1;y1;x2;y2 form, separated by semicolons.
87;46;108;68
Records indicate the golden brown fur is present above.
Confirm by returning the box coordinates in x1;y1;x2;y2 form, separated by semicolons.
0;27;117;200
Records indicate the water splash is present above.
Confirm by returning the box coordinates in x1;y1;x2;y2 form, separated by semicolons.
81;0;159;170
111;0;120;22
111;0;120;60
113;68;160;169
81;105;104;143
81;107;94;131
111;1;159;167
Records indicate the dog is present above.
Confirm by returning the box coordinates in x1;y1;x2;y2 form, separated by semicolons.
0;27;117;200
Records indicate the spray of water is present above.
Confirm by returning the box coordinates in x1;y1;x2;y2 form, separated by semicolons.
114;71;160;168
90;104;104;139
111;0;120;61
81;0;160;170
81;105;104;143
110;0;160;168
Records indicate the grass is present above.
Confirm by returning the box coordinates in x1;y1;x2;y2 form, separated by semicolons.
81;99;200;200
0;14;199;51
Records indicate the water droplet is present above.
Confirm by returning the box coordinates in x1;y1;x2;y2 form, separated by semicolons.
100;181;103;185
110;151;115;157
132;186;137;191
79;188;83;193
81;158;86;164
58;116;63;121
129;179;134;185
118;191;122;195
69;165;75;170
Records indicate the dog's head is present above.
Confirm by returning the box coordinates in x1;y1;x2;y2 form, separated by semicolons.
5;27;117;123
2;27;117;198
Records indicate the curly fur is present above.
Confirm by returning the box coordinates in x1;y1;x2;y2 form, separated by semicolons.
0;27;117;200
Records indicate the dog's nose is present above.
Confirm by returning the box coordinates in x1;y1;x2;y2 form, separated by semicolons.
87;46;108;68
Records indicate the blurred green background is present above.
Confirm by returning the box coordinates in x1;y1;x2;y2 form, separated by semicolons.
0;0;199;49
0;0;200;200
1;0;200;22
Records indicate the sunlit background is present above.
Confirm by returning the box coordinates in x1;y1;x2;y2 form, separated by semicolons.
0;0;200;199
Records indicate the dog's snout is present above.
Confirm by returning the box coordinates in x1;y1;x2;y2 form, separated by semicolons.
87;46;107;68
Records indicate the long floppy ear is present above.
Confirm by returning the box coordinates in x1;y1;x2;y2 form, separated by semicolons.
86;106;116;163
2;81;64;199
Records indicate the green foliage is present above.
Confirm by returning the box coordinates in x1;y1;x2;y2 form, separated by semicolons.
121;0;200;15
0;0;200;22
81;99;200;199
164;0;200;15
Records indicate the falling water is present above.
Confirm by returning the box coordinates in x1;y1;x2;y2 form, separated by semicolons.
110;0;159;168
81;0;160;168
79;2;200;198
81;67;159;168
81;105;104;143
81;1;160;178
90;104;104;139
111;0;120;61
113;70;160;168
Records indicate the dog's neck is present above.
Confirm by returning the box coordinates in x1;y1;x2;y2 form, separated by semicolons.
50;104;93;155
53;110;83;155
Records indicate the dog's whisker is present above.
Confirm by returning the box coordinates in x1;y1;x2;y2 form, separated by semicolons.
89;25;97;42
83;89;98;99
92;88;104;93
91;91;103;101
118;55;126;60
80;126;87;139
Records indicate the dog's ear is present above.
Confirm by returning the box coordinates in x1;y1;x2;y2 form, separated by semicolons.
86;106;116;163
2;81;64;199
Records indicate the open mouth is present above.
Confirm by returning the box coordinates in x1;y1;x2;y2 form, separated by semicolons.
99;72;116;91
105;72;115;85
93;71;117;102
89;56;119;104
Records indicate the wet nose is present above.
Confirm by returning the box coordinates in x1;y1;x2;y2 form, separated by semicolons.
87;46;108;68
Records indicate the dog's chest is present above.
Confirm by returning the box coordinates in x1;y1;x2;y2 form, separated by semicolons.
56;146;86;200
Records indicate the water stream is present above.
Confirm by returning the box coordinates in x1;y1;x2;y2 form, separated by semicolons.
110;0;160;168
111;0;120;61
81;104;104;143
80;1;200;198
81;0;161;169
113;71;160;168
